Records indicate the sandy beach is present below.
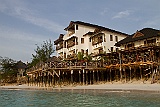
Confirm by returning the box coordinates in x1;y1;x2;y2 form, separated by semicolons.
1;82;160;92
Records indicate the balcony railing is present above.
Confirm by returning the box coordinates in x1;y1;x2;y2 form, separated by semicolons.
68;32;75;36
92;39;103;45
67;42;78;48
56;45;63;50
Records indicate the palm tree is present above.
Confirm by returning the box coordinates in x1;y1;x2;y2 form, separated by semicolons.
84;54;92;62
77;52;84;62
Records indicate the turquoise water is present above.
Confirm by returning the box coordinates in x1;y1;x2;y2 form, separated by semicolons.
0;89;160;107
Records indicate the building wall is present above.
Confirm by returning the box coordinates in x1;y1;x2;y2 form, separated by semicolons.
55;22;127;59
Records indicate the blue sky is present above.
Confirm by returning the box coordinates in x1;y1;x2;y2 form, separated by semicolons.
0;0;160;62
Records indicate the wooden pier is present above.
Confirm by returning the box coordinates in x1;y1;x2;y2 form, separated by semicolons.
27;43;160;87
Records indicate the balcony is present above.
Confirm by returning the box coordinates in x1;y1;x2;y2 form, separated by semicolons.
92;39;103;45
67;42;78;48
56;45;63;50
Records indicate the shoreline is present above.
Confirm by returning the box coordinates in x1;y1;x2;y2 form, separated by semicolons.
1;82;160;92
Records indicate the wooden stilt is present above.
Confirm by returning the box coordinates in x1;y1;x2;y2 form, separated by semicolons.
89;71;92;84
53;72;55;87
79;70;81;85
139;66;142;80
129;66;132;81
93;70;95;84
86;70;88;85
124;68;127;83
110;69;112;83
71;70;73;86
83;69;85;85
97;70;99;83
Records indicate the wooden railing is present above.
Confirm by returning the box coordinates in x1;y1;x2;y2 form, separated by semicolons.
26;61;107;73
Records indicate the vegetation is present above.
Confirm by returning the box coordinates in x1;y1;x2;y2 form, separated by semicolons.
30;40;55;67
0;57;17;83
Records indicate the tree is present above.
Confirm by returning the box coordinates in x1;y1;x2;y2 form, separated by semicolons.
30;40;54;67
77;52;84;61
84;54;92;62
0;57;17;83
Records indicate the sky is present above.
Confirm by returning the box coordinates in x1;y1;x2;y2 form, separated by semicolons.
0;0;160;63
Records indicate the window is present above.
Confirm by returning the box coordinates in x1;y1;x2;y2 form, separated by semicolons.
81;38;84;44
89;38;91;42
115;36;118;42
111;47;113;52
76;25;78;30
110;35;113;41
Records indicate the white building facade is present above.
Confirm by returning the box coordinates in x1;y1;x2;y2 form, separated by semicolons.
54;21;128;59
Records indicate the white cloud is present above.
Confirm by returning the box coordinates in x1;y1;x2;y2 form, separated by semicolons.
0;0;64;33
112;10;131;19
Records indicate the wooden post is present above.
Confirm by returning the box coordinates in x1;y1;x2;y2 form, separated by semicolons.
83;69;85;85
42;72;44;87
48;72;50;87
27;75;30;86
89;71;92;84
31;74;33;86
97;70;99;83
129;66;132;81
71;70;73;85
119;52;123;82
93;70;95;84
124;68;127;83
53;72;55;87
79;70;81;85
139;66;143;80
38;72;40;87
44;72;47;87
62;72;64;85
59;70;61;87
110;69;112;82
86;70;88;85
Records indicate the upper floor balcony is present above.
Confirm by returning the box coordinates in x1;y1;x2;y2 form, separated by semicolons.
56;45;63;50
67;42;78;48
92;39;103;45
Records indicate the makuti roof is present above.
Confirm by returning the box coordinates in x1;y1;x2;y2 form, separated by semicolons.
115;28;160;47
64;21;128;36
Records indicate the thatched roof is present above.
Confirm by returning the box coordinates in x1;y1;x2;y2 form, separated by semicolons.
45;56;61;63
115;28;160;47
16;61;27;69
64;21;128;36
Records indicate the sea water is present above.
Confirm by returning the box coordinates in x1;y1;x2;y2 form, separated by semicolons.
0;89;160;107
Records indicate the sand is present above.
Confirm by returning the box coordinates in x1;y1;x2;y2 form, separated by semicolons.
1;82;160;92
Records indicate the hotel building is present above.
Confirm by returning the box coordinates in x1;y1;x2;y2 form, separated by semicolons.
54;21;128;60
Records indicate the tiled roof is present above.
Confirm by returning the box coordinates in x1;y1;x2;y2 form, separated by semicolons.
115;28;160;46
54;34;64;45
65;21;128;36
